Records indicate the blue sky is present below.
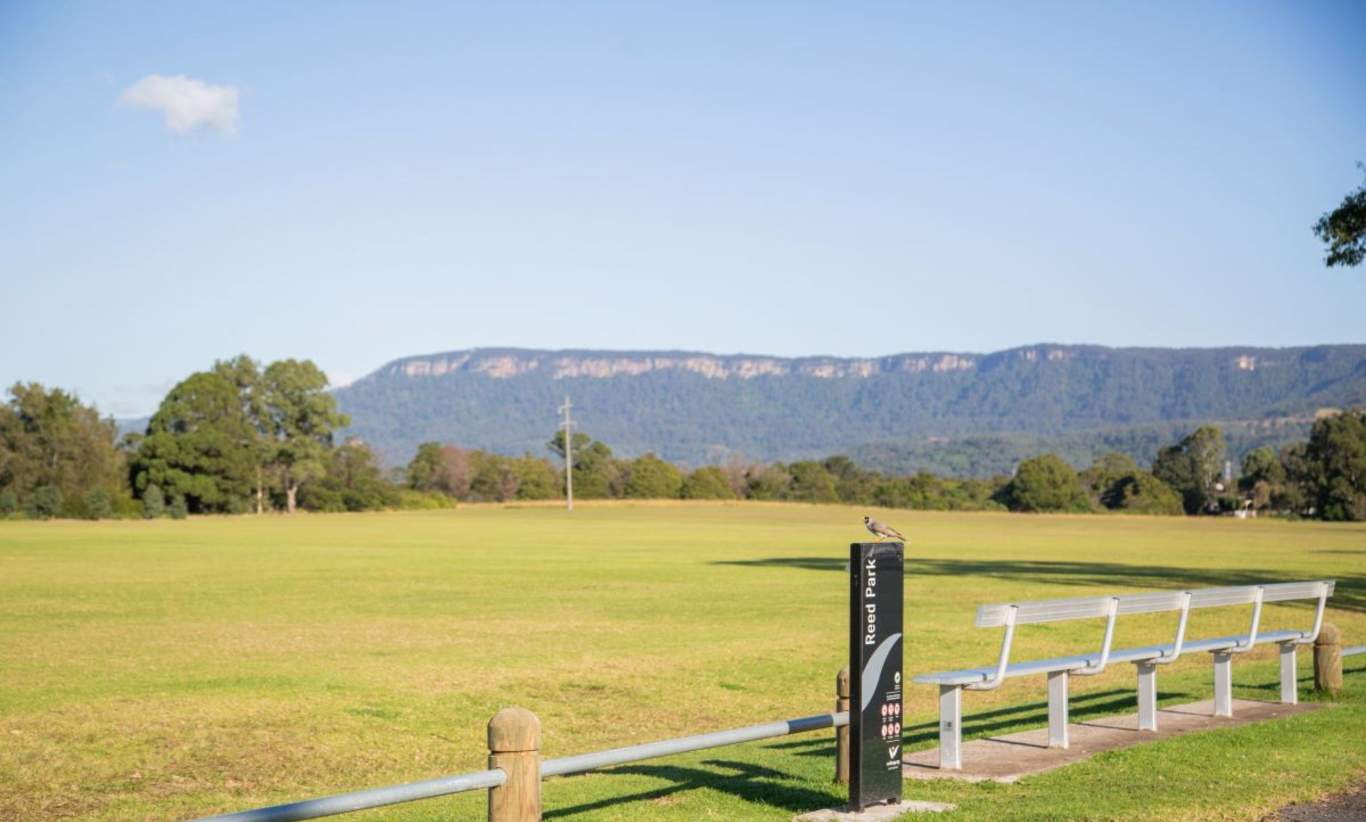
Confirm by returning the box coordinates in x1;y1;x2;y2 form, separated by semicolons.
2;2;1364;417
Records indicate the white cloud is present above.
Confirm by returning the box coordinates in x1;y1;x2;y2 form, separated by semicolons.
120;74;240;135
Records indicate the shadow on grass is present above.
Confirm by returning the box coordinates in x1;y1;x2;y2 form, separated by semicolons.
544;759;838;818
710;557;1366;613
768;686;1191;759
546;668;1365;818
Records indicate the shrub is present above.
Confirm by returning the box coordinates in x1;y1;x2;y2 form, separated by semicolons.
298;483;346;513
110;488;143;519
169;494;189;520
681;467;737;500
745;465;793;500
83;488;113;520
469;455;520;502
623;454;683;499
0;489;17;516
1004;454;1091;513
511;456;559;501
787;461;839;503
142;485;165;519
1080;452;1140;509
1113;471;1185;516
26;485;62;520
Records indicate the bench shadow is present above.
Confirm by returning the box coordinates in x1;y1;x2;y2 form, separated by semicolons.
767;687;1182;758
710;557;1366;613
544;666;1361;819
543;759;839;818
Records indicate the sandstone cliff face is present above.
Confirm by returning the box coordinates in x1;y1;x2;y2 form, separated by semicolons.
337;344;1366;470
385;344;1289;379
386;346;1295;381
387;349;987;380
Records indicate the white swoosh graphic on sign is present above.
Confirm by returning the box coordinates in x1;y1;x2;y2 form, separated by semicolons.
859;632;902;712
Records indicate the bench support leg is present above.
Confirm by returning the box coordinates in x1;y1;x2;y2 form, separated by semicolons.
1137;661;1158;731
1047;670;1069;749
1213;652;1233;717
938;685;962;770
1279;643;1297;705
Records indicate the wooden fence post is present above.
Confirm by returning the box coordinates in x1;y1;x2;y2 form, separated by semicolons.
835;666;851;784
488;707;541;822
1315;623;1343;696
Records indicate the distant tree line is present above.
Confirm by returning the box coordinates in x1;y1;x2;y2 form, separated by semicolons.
396;414;1366;522
1;356;399;519
2;359;1364;521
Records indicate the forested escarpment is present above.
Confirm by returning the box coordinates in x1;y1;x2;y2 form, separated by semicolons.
334;344;1366;471
7;362;1365;520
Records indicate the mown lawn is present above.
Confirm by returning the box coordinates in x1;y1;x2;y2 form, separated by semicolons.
0;504;1363;820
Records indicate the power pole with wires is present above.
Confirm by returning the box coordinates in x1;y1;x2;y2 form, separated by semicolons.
559;395;573;511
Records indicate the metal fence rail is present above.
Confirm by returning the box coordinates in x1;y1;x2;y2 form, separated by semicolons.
193;711;849;822
543;711;848;778
1346;645;1366;658
197;770;506;822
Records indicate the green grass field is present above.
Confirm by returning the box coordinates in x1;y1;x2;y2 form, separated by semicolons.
1;504;1364;821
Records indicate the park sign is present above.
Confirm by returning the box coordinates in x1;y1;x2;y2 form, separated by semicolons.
848;541;904;810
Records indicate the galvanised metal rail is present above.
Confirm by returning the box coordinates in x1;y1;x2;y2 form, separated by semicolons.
198;771;507;822
1346;645;1366;657
194;711;849;822
543;711;847;778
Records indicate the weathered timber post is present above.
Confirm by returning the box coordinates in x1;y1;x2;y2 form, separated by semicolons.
835;666;851;784
488;707;541;822
1315;623;1343;696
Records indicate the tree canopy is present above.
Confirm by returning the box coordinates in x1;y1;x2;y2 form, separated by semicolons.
133;370;258;513
1003;454;1091;513
0;383;125;517
1313;164;1366;268
1304;409;1366;521
260;360;349;513
1152;425;1226;514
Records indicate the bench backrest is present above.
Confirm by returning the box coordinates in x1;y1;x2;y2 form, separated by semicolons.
975;580;1335;627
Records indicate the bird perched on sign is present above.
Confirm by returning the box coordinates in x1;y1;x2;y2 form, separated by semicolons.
864;515;906;542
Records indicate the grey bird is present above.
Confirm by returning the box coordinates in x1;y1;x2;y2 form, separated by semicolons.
864;515;907;542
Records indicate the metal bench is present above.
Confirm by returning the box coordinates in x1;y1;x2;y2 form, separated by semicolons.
913;580;1335;770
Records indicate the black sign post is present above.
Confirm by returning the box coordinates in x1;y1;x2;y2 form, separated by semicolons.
849;541;904;811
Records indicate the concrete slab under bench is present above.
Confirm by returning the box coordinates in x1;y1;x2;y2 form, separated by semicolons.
902;698;1320;783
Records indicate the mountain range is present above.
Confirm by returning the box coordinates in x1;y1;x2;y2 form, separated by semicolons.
332;344;1366;476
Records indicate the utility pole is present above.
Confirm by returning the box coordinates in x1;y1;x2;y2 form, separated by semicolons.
559;395;573;511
